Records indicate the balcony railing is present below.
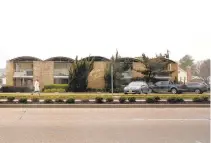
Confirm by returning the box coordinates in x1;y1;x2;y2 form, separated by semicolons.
14;70;33;77
54;69;69;76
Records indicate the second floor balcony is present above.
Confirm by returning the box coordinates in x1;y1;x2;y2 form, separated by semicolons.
14;70;33;77
54;69;69;76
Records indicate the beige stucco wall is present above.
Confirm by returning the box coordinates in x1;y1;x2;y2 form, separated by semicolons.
178;68;187;83
88;61;108;89
33;61;43;88
42;61;54;86
132;62;145;78
170;63;178;81
6;61;14;86
33;61;54;88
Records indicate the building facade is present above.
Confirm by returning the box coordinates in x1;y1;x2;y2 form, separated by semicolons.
178;67;187;83
6;56;178;89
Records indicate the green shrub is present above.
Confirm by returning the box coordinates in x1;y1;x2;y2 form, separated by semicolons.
31;97;39;103
114;88;124;93
55;98;64;103
128;97;136;103
145;97;155;103
44;84;68;90
154;96;161;101
119;97;126;103
2;86;31;93
50;88;57;93
7;96;15;102
57;88;66;93
44;89;50;93
192;96;209;102
95;97;104;103
44;99;53;104
167;97;184;103
106;97;114;103
200;96;209;102
66;98;75;104
18;98;27;104
192;97;201;102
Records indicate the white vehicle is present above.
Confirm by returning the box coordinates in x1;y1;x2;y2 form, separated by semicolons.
124;81;149;94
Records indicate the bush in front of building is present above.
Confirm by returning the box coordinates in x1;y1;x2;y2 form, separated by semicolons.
167;97;184;103
145;96;161;103
55;98;64;103
192;96;209;102
106;97;114;103
128;97;136;103
44;88;66;93
95;96;104;103
44;99;53;104
2;86;31;93
44;84;68;91
66;98;75;104
7;96;15;102
87;88;106;92
119;97;126;103
31;97;39;103
18;98;28;104
145;97;156;103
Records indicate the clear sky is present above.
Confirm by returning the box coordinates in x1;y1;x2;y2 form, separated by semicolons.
0;0;210;68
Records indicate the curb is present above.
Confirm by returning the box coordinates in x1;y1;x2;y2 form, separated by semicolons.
0;104;209;108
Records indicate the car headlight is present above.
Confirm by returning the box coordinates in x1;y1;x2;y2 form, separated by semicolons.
124;87;128;90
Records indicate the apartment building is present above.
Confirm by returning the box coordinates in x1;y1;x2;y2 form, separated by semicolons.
6;56;178;89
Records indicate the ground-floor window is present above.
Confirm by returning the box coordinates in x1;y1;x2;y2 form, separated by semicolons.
13;78;33;87
54;78;68;84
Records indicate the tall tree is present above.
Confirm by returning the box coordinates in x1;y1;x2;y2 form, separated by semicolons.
136;54;173;83
198;59;210;83
179;55;194;70
104;50;123;92
68;56;94;92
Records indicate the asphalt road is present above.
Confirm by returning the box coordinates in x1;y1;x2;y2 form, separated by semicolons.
0;108;210;143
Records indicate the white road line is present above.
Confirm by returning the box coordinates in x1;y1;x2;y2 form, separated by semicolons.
132;118;210;121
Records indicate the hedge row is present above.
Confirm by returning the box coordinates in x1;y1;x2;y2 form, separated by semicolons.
43;84;68;91
3;96;209;104
1;86;32;93
43;88;66;93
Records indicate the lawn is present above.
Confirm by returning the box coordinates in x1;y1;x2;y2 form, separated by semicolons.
0;93;209;100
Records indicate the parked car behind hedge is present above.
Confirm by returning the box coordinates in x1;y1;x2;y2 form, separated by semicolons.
124;81;149;94
185;82;208;94
148;81;186;94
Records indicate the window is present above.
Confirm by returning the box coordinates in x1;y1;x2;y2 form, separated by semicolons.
162;81;169;85
156;81;162;86
168;64;172;71
54;79;68;84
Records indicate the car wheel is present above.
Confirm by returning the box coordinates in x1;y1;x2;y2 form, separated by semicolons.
195;89;202;94
171;88;177;94
138;89;143;94
148;88;152;94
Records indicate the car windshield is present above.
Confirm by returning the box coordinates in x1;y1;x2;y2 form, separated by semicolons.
129;82;143;86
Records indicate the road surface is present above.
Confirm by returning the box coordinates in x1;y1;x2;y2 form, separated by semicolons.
0;108;210;143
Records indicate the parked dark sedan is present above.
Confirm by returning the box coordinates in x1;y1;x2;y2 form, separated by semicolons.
148;81;187;94
185;82;208;94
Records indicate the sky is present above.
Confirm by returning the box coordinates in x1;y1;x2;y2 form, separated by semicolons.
0;0;211;68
